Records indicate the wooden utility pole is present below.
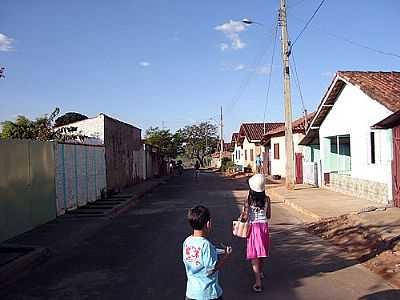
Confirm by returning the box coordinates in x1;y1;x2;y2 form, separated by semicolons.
280;0;295;189
220;106;224;167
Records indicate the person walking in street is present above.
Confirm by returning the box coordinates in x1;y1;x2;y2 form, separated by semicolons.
194;160;201;180
241;174;271;293
183;205;232;300
255;154;263;174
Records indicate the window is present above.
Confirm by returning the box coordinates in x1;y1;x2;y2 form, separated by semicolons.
274;143;280;160
370;132;376;164
250;149;254;161
245;150;248;161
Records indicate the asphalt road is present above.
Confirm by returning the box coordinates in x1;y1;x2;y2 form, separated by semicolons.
2;170;398;300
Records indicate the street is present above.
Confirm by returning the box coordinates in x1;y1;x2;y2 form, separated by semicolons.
2;170;396;300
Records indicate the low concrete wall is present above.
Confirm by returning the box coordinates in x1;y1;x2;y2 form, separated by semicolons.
328;173;390;205
0;140;56;243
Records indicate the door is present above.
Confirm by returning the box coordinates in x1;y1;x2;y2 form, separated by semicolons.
392;126;400;207
263;151;270;175
295;153;303;184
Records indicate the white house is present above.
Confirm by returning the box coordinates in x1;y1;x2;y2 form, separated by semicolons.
232;123;283;172
231;133;244;170
261;113;314;182
300;71;400;206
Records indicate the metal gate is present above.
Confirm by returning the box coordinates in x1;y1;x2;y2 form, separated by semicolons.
392;126;400;207
295;153;303;184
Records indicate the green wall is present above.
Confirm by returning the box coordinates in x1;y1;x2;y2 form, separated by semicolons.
0;140;56;243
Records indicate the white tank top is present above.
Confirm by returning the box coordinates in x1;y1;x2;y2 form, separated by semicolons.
249;206;267;224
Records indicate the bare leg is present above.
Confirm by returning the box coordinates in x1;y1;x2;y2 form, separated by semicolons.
251;258;262;287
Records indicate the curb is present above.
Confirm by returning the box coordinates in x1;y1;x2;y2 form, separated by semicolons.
267;188;321;222
0;245;50;289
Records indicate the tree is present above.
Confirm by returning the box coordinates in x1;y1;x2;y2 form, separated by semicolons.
55;112;88;127
1;108;82;142
144;127;182;158
178;122;218;166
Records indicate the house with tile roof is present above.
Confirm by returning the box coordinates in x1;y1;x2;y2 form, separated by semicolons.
261;113;315;181
234;122;284;172
300;71;400;206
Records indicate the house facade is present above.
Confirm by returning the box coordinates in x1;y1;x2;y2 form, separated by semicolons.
301;71;400;206
261;113;314;181
235;123;283;172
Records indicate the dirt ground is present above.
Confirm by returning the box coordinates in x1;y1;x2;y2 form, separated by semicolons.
306;215;400;288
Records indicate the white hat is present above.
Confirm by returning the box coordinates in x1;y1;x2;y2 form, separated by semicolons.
249;174;265;192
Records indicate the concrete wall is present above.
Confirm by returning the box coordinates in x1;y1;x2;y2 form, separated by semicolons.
59;114;105;144
55;143;106;215
319;83;393;202
142;144;161;180
104;115;143;191
271;133;304;177
0;140;56;243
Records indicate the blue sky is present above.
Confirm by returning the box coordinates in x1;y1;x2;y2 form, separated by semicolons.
1;0;400;139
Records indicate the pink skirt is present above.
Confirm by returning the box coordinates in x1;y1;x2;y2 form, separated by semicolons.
246;222;270;260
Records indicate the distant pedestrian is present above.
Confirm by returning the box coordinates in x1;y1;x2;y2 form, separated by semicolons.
169;160;174;176
255;154;263;174
194;160;200;179
240;174;271;293
183;205;232;300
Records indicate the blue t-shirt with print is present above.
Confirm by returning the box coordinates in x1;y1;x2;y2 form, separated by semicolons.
183;236;223;300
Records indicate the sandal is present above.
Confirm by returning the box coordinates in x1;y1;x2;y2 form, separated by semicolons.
252;284;263;293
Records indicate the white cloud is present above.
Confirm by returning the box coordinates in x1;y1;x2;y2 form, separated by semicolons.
139;61;150;67
215;20;248;50
234;64;246;71
219;43;229;51
0;33;14;51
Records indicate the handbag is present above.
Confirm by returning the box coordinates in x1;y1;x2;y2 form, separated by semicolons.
232;218;249;238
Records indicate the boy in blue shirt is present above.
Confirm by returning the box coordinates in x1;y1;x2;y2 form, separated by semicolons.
183;205;232;300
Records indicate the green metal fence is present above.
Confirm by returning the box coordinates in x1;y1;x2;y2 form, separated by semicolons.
0;140;56;243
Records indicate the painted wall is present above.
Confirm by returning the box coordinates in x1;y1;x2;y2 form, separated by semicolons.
104;115;143;190
233;142;244;169
271;133;304;177
59;114;105;144
0;140;56;243
242;138;263;172
319;83;393;202
55;143;106;215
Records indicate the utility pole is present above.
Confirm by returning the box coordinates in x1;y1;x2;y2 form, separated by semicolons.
280;0;295;189
220;106;224;167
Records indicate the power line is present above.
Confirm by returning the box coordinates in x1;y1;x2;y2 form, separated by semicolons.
290;52;306;114
291;0;327;48
263;20;279;132
226;17;279;115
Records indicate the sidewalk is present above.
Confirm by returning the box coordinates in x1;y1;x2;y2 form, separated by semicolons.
0;177;167;288
267;184;400;287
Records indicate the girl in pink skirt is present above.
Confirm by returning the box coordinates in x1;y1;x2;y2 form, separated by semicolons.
241;174;271;293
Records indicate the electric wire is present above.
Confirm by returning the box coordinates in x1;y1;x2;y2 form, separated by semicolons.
291;0;327;48
290;52;306;115
262;19;279;133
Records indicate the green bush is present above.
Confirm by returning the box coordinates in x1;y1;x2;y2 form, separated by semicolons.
220;157;234;172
